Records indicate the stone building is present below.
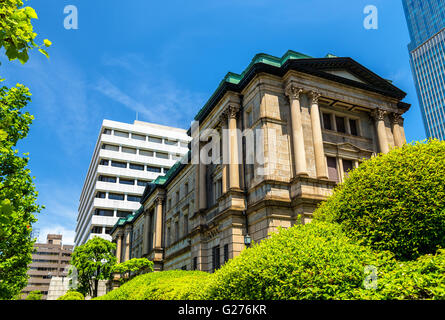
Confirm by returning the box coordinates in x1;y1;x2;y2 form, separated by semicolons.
110;50;410;272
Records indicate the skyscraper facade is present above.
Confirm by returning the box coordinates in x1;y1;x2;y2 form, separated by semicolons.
402;0;445;139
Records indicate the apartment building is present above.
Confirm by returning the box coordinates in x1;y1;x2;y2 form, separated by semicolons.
111;50;410;272
21;234;73;300
74;120;190;247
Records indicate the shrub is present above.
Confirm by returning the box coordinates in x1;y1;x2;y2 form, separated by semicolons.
96;270;210;300
25;290;42;300
203;221;394;300
57;290;84;300
314;140;445;260
352;249;445;300
112;258;153;283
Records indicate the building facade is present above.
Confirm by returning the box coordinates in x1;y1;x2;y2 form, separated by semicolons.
21;234;73;300
74;120;191;247
111;50;410;272
402;0;445;139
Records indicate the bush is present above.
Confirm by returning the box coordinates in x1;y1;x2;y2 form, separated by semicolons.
25;290;42;300
57;290;84;300
352;249;445;300
203;221;394;300
96;270;210;300
112;258;153;283
314;140;445;260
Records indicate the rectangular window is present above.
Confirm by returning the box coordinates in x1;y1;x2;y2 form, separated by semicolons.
349;119;358;136
94;209;113;217
184;215;188;235
99;159;109;166
127;195;141;202
342;159;354;177
212;246;220;272
148;136;162;144
111;161;127;168
335;116;346;133
224;244;229;263
91;226;102;234
166;227;171;247
156;152;169;159
132;133;146;141
103;128;112;135
129;163;144;171
117;211;131;218
184;183;189;195
165;139;178;146
114;130;129;138
137;180;150;187
104;227;112;234
96;192;106;199
327;157;339;182
175;220;179;242
98;175;116;183
139;149;154;157
181;265;187;270
119;178;134;185
147;166;161;173
122;147;137;154
193;257;198;270
102;144;119;152
322;113;332;130
109;193;124;201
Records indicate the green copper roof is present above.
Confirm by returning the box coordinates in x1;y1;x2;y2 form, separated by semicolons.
194;50;312;120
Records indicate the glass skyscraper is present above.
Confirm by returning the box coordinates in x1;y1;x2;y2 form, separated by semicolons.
402;0;445;139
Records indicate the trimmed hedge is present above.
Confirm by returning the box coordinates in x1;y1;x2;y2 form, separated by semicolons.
96;270;210;300
314;140;445;260
203;221;394;300
57;290;84;300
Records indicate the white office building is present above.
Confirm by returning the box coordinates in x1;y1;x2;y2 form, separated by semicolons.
74;119;190;247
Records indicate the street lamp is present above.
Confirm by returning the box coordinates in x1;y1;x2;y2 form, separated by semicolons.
244;234;252;248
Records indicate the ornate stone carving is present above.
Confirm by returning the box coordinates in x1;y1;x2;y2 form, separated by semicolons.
390;112;404;125
372;109;387;121
285;83;303;100
226;104;240;119
309;90;321;104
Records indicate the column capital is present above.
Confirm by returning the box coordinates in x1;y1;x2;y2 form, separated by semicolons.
155;197;164;206
372;108;387;121
309;90;321;104
285;83;304;100
390;112;404;125
226;104;240;119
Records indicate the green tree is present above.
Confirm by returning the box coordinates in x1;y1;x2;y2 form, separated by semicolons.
112;258;153;283
0;84;43;300
0;0;51;64
25;290;42;300
0;0;49;300
70;237;117;298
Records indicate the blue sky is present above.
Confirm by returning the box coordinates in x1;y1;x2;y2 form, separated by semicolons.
0;0;425;244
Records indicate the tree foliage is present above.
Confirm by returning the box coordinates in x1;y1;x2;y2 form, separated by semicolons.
314;140;445;260
95;270;210;300
25;290;41;300
112;258;153;283
0;0;51;64
0;84;42;300
69;237;117;298
57;290;84;300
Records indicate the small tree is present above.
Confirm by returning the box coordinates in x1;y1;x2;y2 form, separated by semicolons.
25;290;42;300
112;258;153;283
70;237;116;298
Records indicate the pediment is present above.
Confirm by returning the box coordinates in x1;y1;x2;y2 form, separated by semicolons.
337;142;363;152
323;69;368;84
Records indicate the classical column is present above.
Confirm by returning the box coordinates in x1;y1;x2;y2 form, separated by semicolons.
154;198;164;248
219;113;228;194
285;83;308;176
142;211;151;256
390;113;405;147
115;232;123;263
372;109;390;154
227;105;241;190
199;158;207;210
124;227;131;262
309;91;329;179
